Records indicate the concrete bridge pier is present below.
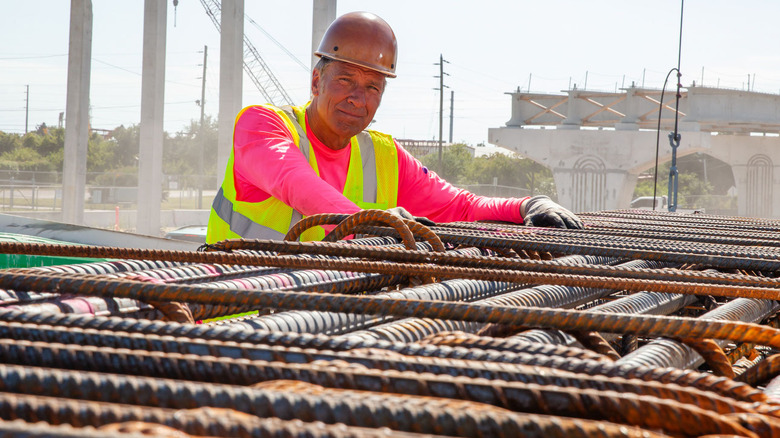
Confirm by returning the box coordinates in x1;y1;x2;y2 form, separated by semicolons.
488;126;710;213
709;135;778;218
552;165;636;214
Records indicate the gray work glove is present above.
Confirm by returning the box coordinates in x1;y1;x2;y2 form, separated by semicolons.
385;206;436;227
521;195;584;229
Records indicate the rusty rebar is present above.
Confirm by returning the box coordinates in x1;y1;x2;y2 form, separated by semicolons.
618;298;780;371
0;339;763;436
0;391;448;438
5;271;780;354
678;338;736;378
0;304;765;403
0;363;676;438
321;210;445;252
9;238;780;293
738;354;780;387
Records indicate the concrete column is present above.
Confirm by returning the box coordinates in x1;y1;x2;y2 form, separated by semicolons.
679;85;701;132
615;86;640;130
217;0;244;188
311;0;337;73
136;0;167;236
552;168;637;213
62;0;92;225
730;164;749;217
559;89;582;130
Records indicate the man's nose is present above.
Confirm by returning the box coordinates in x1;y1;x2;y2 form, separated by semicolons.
346;86;367;107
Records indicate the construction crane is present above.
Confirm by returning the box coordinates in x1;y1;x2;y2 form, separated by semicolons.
199;0;295;107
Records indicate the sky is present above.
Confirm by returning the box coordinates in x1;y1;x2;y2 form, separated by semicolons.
2;1;780;150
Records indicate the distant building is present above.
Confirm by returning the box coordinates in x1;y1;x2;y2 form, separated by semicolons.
395;139;474;159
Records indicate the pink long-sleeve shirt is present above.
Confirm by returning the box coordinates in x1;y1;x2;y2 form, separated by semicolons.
233;105;527;224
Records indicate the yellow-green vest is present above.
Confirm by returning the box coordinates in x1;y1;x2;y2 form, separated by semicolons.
206;103;399;243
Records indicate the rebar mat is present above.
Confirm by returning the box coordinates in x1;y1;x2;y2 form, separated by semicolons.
1;209;780;437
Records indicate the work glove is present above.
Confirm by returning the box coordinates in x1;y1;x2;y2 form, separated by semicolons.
521;195;584;229
385;206;436;227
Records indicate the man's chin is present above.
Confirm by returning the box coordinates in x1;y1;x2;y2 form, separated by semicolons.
336;121;369;137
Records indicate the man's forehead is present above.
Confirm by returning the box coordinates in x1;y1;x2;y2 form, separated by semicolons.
328;60;386;80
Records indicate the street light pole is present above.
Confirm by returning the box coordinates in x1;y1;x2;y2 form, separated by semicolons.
198;45;207;209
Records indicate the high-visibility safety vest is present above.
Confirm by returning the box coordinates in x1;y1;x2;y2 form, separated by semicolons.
206;103;399;243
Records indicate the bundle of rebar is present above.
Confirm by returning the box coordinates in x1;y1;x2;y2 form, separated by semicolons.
1;208;780;437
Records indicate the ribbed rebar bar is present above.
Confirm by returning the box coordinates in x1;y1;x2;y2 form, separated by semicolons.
0;419;150;438
11;239;780;293
321;210;446;253
5;271;780;355
285;210;419;251
618;298;780;370
347;281;615;343
0;391;449;438
0;363;676;438
738;354;780;387
237;278;521;335
0;305;763;403
5;318;765;419
678;337;736;378
0;340;761;436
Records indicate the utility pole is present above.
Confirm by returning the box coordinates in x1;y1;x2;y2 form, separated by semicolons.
24;85;29;134
198;45;207;209
448;90;454;143
434;54;449;168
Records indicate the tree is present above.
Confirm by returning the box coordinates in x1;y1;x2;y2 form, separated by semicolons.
0;131;21;155
417;144;557;199
419;143;474;184
163;115;219;189
110;125;141;168
634;161;715;208
0;147;55;172
37;127;64;157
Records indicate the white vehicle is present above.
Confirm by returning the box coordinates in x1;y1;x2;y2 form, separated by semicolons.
629;195;704;214
630;196;667;210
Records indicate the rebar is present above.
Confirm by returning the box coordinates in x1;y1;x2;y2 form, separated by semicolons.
0;363;674;438
0;306;765;403
4;270;780;353
5;208;780;435
237;278;521;335
619;298;780;370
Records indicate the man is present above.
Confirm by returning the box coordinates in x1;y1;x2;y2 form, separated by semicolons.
207;11;582;243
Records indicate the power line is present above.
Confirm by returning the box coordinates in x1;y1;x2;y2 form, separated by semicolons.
24;85;29;134
245;15;308;72
0;54;67;60
434;54;450;168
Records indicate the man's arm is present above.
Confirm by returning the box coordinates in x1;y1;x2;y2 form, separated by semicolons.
395;142;583;228
395;142;524;223
233;106;360;216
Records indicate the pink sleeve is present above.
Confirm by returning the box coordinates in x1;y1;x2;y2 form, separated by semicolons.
395;141;527;223
233;106;361;216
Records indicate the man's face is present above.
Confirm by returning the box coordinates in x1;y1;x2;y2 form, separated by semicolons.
310;61;386;149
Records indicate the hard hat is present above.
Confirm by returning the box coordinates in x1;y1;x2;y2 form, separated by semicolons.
315;12;397;78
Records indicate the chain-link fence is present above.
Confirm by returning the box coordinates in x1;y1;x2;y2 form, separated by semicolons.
0;172;219;212
463;183;532;199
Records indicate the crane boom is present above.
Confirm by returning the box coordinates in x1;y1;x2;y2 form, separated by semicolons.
199;0;295;106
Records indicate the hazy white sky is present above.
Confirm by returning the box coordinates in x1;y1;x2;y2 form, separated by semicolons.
2;1;780;147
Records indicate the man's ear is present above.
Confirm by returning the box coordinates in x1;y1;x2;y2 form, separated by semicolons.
311;69;321;97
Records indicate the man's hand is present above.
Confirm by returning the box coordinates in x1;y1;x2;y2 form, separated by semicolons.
521;195;583;229
386;206;436;227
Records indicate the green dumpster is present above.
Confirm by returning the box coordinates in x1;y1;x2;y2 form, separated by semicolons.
0;232;107;269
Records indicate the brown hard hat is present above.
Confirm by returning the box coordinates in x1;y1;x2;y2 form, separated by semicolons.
315;11;397;78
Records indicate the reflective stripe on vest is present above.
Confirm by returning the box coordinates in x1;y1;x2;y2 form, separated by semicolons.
211;187;286;240
211;105;380;240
